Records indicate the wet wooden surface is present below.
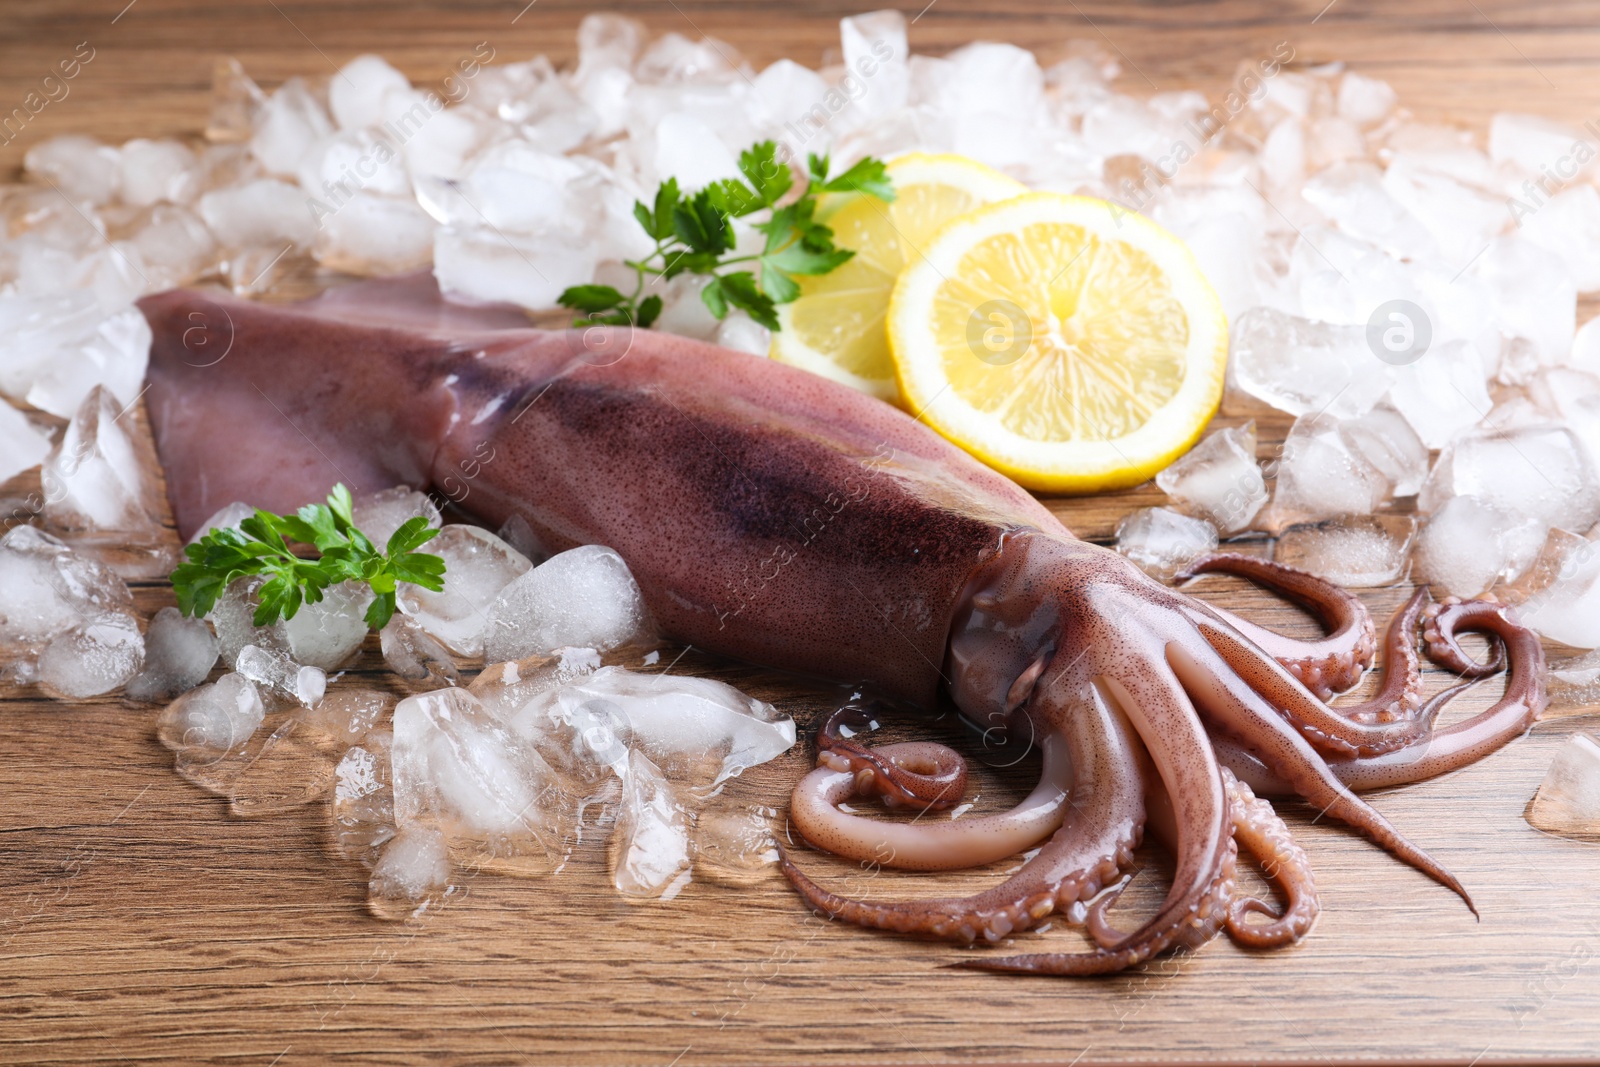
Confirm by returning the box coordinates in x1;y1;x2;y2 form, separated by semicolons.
3;1;1600;1065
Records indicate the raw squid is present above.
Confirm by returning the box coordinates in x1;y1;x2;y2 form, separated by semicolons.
139;274;1545;975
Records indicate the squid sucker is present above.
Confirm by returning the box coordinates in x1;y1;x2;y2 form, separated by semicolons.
139;274;1547;976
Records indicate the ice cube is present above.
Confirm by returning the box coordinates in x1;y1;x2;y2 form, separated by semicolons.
1525;734;1600;837
1155;421;1266;534
117;139;199;208
713;314;772;357
397;524;531;656
297;129;411;201
37;612;143;699
693;801;779;883
1518;185;1600;293
25;135;120;205
157;671;266;754
400;106;488;181
126;205;218;290
1414;496;1544;597
576;12;645;75
1267;415;1390;526
1570;315;1600;376
1258;118;1306;191
380;614;460;685
1380;154;1508;264
1115;507;1218;579
125;606;220;702
1477;235;1575;371
332;732;396;864
838;10;910;123
0;295;152;419
249;77;333;177
1421;424;1600;535
1274;515;1416;587
1300;161;1438;260
237;643;326;707
350;486;441;548
0;402;51;483
484;545;654;662
1501;528;1600;648
653;111;743;188
368;825;453;920
1388;338;1493;449
187;501;256;544
1336;72;1397;127
752;59;830;130
433;225;597;312
0;526;133;647
198;178;317;249
329;54;411;131
390;687;560;842
296;687;391;746
611;750;692;899
1489;112;1592;179
207;57;266;143
206;577;291;665
42;385;161;533
312;191;435;275
1339;404;1429;497
1230;307;1391;420
550;666;795;788
636;32;743;85
467;649;601;724
1548;650;1600;710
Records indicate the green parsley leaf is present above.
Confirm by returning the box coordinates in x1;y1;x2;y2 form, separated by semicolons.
169;484;447;635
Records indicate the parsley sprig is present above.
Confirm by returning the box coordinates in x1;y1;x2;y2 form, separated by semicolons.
558;141;895;331
171;484;446;632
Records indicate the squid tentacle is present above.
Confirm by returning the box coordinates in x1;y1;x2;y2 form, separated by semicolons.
815;705;969;811
1218;598;1545;795
788;739;1069;872
959;665;1237;975
1190;608;1434;759
1222;767;1320;949
1179;554;1376;698
782;684;1145;943
1165;633;1476;914
1423;597;1512;678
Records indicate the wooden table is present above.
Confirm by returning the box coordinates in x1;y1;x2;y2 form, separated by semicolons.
3;2;1600;1064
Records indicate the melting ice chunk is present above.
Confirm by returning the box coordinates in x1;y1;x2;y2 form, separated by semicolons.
1501;529;1600;649
350;485;441;549
399;524;531;656
25;135;120;204
611;750;692;900
1414;496;1544;598
1388;339;1494;449
248;77;333;177
467;648;602;723
125;606;220;702
547;666;795;788
390;687;559;842
484;544;654;663
368;825;453;920
1267;415;1390;527
1274;515;1416;588
1115;507;1217;579
237;643;327;707
1230;307;1391;420
38;612;143;699
187;501;255;544
1525;734;1600;837
297;688;392;746
0;402;50;484
282;581;372;671
1154;421;1266;534
1421;424;1600;536
42;385;161;533
156;672;267;753
0;526;133;647
329;54;412;131
380;614;460;685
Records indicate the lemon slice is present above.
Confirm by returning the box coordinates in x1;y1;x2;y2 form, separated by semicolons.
770;154;1026;400
888;193;1228;493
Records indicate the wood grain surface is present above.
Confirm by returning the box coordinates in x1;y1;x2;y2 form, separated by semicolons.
3;2;1600;1065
